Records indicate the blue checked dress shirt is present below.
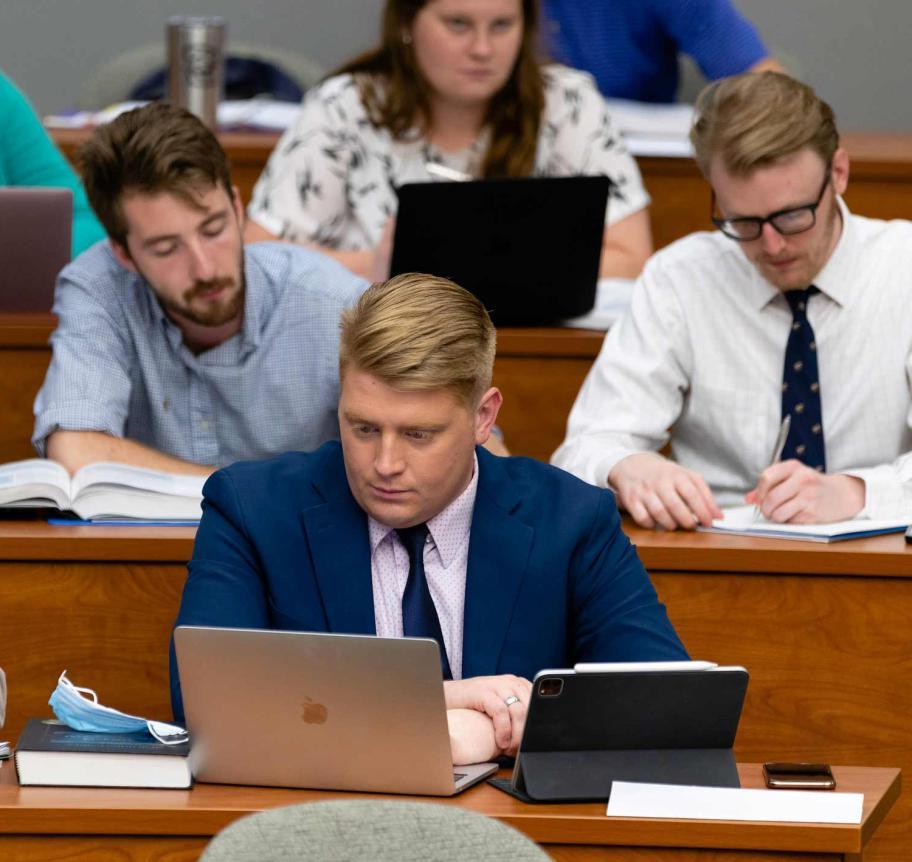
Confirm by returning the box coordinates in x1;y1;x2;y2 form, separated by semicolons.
33;241;366;466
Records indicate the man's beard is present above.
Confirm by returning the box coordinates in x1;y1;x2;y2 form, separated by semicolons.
155;250;246;327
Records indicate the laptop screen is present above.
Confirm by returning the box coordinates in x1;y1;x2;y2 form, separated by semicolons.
390;175;609;327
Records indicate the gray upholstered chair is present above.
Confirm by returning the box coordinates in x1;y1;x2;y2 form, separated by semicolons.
200;799;549;862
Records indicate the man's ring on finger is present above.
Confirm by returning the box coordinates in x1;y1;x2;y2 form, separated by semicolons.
504;695;520;707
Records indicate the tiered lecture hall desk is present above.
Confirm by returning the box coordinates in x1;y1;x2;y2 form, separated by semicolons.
0;523;907;859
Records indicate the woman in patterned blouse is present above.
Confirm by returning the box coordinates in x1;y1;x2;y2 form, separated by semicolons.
245;0;653;281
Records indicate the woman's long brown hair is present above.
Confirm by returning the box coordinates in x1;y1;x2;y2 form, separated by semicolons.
333;0;545;179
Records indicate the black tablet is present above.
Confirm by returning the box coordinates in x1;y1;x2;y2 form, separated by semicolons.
510;664;749;802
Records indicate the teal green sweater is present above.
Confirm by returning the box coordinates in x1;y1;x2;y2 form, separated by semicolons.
0;71;106;257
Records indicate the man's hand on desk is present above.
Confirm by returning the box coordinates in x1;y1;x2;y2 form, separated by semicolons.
447;708;501;765
443;675;531;756
746;461;865;523
608;452;722;530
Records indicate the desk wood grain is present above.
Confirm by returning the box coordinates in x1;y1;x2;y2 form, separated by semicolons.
0;765;898;861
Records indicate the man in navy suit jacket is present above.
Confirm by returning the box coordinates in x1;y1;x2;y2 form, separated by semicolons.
172;273;687;761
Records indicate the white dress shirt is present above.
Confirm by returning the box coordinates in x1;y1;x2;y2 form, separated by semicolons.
367;458;478;680
552;198;912;520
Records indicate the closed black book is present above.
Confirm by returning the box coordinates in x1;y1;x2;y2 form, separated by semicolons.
15;719;192;788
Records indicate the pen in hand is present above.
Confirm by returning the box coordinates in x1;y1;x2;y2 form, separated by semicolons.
752;414;792;523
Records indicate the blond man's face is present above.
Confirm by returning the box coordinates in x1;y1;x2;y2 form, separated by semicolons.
338;369;500;528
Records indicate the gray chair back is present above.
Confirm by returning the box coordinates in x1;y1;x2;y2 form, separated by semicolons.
200;798;549;862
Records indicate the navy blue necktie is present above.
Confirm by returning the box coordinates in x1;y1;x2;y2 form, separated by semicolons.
781;286;826;472
396;524;452;680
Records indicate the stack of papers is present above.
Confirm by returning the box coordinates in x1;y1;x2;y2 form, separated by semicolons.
604;99;695;158
46;99;301;132
700;505;909;543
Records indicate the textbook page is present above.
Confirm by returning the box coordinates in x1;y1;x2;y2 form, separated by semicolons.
0;459;71;509
69;463;205;521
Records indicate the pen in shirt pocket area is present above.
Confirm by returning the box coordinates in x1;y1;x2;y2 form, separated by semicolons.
752;414;792;523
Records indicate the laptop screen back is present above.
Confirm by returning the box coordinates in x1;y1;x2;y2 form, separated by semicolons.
390;175;609;327
0;188;72;312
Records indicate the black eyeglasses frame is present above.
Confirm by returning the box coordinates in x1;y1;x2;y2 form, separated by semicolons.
710;167;832;242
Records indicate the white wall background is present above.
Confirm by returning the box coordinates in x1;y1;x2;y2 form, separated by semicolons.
2;0;911;130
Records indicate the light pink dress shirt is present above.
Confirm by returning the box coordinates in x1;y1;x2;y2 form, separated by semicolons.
367;457;478;680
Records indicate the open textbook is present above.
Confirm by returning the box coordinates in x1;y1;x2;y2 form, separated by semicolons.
700;505;909;543
0;459;204;521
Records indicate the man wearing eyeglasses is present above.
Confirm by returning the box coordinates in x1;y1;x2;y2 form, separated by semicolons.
553;71;912;529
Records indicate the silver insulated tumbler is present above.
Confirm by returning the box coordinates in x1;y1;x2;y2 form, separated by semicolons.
166;16;226;128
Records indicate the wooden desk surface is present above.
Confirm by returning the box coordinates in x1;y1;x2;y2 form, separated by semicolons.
0;764;899;860
628;523;912;578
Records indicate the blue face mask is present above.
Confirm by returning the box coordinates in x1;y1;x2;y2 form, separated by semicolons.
49;671;188;745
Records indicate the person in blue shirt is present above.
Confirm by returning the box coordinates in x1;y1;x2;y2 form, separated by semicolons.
0;70;106;256
171;272;688;762
542;0;781;103
34;102;366;476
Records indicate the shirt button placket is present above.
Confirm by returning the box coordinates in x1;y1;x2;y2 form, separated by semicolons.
190;373;218;465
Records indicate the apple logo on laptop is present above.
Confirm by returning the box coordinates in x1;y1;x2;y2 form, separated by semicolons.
301;696;328;725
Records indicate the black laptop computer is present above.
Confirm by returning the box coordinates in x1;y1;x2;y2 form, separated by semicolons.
0;187;72;312
390;175;609;327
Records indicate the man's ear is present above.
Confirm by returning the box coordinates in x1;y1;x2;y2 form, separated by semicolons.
473;387;504;445
831;147;850;196
231;185;245;228
110;239;138;273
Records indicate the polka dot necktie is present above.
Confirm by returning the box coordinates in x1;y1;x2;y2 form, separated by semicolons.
781;286;826;472
396;523;452;680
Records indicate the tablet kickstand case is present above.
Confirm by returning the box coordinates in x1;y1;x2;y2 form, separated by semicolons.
511;668;749;802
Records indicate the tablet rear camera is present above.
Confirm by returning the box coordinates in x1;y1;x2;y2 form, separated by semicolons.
538;678;564;697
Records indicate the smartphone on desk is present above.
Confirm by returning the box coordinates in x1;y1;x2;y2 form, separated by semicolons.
905;525;912;544
763;762;836;790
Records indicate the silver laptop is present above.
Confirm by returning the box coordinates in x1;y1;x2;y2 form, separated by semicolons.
0;187;72;311
174;626;498;795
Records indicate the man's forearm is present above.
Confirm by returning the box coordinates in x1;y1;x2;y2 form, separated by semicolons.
46;431;214;476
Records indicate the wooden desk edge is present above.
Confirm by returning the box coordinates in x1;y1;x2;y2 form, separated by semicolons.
0;524;195;562
859;767;902;849
0;765;898;854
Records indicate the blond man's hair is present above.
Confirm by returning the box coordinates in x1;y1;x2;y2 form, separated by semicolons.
339;273;496;408
690;72;839;177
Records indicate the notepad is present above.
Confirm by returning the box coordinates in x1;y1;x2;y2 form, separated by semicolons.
699;505;909;543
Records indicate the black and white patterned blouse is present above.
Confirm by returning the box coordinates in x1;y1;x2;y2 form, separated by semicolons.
248;64;650;251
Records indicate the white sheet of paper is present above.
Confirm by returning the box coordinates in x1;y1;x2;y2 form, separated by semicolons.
607;781;863;824
562;279;634;330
